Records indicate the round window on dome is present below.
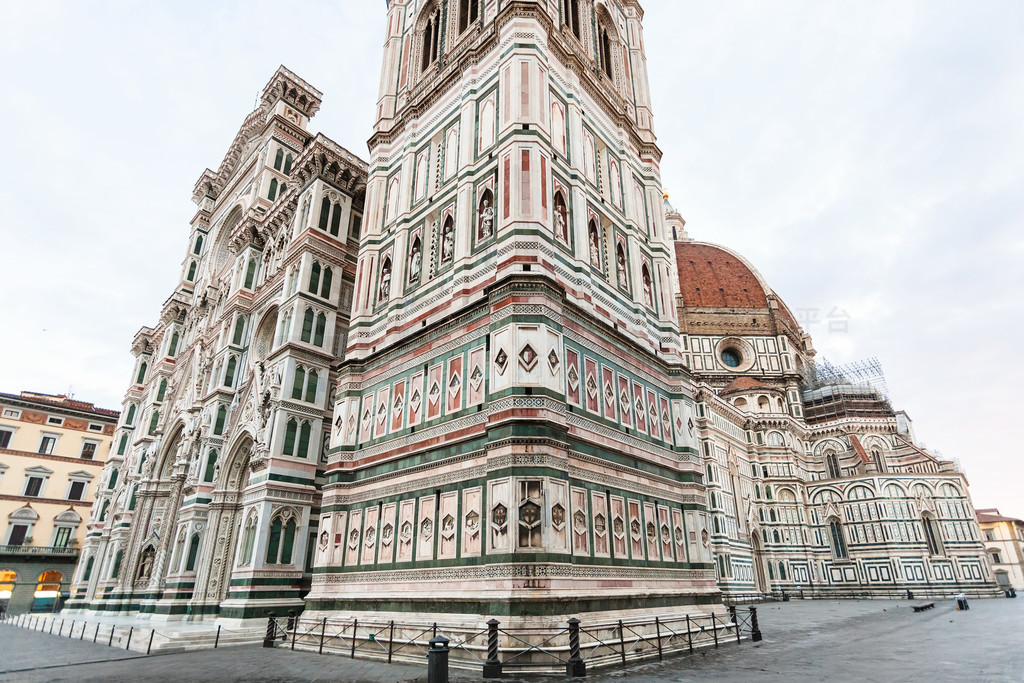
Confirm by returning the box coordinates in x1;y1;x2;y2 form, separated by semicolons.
721;348;742;368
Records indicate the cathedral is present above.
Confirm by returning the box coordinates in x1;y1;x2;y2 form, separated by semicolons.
66;0;997;627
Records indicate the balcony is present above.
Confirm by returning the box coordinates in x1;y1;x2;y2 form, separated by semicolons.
0;545;79;557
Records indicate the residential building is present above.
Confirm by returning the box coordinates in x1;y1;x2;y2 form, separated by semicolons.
977;508;1024;591
0;391;117;614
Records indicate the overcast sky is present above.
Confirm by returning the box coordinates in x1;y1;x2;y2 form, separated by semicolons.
0;1;1021;515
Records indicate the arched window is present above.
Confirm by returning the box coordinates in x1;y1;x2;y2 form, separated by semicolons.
319;197;331;231
305;370;318;403
203;449;218;483
301;308;315;343
825;451;841;479
167;331;180;358
274;148;284;171
172;531;186;572
773;530;780;543
778;562;787;581
330;202;342;236
563;0;581;40
99;500;110;521
421;8;441;71
266;517;283;564
284;419;298;456
283;154;293;175
320;267;333;299
292;366;306;400
125;403;136;425
214;405;227;436
871;449;885;473
186;260;197;282
147;410;159;436
240;515;257;566
828;518;848;559
243;259;257;289
298;421;312;458
281;518;297;564
769;509;777;522
193;235;204;255
36;570;62;595
224;356;237;387
299;197;311;230
314;313;327;347
228;317;244;347
309;262;322;294
108;468;119;490
922;514;943;556
459;0;479;33
600;26;613;79
135;362;147;385
111;550;123;579
185;534;201;572
268;178;279;201
82;556;94;581
156;378;167;403
116;432;128;456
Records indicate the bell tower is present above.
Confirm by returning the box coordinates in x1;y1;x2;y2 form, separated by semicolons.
309;0;716;626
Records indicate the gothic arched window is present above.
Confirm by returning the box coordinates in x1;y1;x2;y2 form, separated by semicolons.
828;518;848;559
459;0;479;34
274;148;284;171
243;258;257;289
563;0;582;40
185;533;201;572
320;266;333;299
301;308;315;343
309;261;322;294
268;178;279;201
421;8;441;71
313;313;327;347
922;514;943;556
292;366;306;400
600;27;613;79
319;197;331;231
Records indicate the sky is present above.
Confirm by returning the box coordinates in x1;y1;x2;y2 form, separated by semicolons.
0;1;1021;515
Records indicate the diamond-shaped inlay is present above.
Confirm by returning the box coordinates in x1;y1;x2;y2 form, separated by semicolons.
586;374;598;398
604;382;615;406
393;393;404;415
448;372;461;396
661;524;671;544
635;396;645;416
646;521;657;542
613;517;625;537
519;343;538;372
594;513;607;534
495;349;509;376
567;364;580;388
365;526;376;547
551;503;565;529
376;401;388;424
470;365;484;389
382;523;394;544
547;349;559;374
428;381;441;405
465;510;480;534
409;388;422;415
687;418;695;435
400;521;413;543
348;529;359;549
631;519;642;538
620;389;631;413
420;517;434;539
573;510;587;533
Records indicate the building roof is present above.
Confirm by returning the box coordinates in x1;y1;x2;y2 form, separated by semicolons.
674;242;770;309
0;391;120;419
720;376;771;395
976;509;1024;525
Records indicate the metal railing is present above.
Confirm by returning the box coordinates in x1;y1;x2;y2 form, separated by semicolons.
265;606;764;677
0;544;78;555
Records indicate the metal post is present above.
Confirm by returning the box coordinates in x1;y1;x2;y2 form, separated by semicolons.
147;629;155;654
387;620;394;663
95;624;100;643
655;616;663;661
49;619;55;635
617;619;627;665
749;607;762;643
729;606;740;644
427;635;450;683
685;614;693;653
291;618;298;651
263;613;277;648
126;626;134;651
58;620;64;636
711;613;719;648
350;619;358;659
432;622;437;639
109;626;115;647
320;617;327;655
483;619;502;679
566;617;586;677
287;610;297;632
81;622;87;640
215;625;221;649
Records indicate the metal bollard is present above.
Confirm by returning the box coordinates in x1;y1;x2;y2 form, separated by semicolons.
263;612;277;648
566;617;586;677
749;607;763;643
729;606;741;644
286;610;297;632
427;635;450;683
483;619;502;679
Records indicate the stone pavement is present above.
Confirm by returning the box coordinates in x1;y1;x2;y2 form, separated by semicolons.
1;598;1021;681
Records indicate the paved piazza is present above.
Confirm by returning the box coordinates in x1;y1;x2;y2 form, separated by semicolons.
0;599;1020;681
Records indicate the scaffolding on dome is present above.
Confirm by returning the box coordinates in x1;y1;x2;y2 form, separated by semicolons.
801;357;894;424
